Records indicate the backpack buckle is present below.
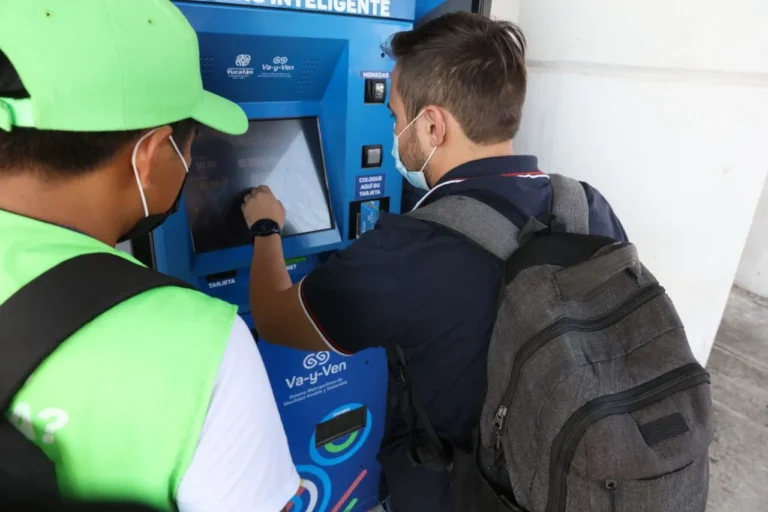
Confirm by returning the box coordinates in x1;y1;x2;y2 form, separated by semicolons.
397;369;409;389
408;441;453;472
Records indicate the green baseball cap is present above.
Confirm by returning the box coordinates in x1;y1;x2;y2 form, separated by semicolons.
0;0;247;135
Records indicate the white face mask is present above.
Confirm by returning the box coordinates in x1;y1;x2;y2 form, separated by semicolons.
391;110;439;191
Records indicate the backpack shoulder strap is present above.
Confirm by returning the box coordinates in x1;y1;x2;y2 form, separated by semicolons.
548;174;590;235
407;195;520;260
0;252;194;408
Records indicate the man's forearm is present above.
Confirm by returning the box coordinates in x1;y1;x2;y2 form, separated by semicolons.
249;236;292;334
242;188;327;352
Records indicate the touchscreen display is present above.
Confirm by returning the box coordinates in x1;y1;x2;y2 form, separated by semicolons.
184;117;333;253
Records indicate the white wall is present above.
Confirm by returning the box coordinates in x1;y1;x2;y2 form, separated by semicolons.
736;176;768;297
490;0;519;21
497;0;768;363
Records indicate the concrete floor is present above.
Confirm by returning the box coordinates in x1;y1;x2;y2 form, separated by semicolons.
369;287;768;512
707;287;768;511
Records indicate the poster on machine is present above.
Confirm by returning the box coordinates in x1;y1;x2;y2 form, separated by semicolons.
258;339;388;512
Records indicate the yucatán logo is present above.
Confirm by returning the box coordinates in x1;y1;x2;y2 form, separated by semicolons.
235;54;251;67
262;56;295;73
227;54;254;79
287;351;347;388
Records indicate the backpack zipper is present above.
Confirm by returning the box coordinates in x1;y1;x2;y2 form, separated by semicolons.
605;480;618;512
545;363;710;512
492;283;666;450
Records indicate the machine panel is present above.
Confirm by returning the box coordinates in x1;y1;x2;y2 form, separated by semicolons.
155;4;409;279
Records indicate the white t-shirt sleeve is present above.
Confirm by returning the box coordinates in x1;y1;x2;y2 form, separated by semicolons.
176;315;300;512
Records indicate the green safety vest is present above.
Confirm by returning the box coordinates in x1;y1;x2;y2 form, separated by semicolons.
0;209;236;511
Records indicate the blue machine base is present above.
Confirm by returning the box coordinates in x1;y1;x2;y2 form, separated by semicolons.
241;256;388;512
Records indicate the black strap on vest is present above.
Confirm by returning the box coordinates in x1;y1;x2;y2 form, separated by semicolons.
0;252;193;409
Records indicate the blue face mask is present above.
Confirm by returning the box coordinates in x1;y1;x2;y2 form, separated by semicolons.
392;110;439;191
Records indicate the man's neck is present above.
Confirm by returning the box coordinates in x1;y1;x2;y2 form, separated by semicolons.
0;172;123;245
428;140;514;186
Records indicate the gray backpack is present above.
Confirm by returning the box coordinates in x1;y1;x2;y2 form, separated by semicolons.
399;174;713;512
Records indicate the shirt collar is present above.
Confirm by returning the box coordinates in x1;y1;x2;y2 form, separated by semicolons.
412;155;542;211
436;155;539;185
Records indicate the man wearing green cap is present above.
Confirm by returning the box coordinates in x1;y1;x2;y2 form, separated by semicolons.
0;1;299;511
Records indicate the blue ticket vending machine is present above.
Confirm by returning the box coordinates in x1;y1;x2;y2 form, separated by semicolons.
148;1;488;510
148;2;414;511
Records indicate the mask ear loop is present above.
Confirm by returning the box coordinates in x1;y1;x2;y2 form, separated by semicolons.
419;120;447;174
396;109;425;138
168;135;190;173
131;129;157;218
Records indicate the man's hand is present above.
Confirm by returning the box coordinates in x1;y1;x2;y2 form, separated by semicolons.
242;185;286;229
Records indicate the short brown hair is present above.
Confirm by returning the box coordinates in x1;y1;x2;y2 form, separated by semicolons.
384;12;527;145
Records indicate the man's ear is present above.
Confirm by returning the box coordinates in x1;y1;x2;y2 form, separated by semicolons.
133;126;174;188
423;106;447;146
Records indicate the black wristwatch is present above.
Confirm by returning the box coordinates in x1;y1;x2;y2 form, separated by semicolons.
249;219;282;238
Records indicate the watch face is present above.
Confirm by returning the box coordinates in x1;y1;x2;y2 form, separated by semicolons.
251;219;280;237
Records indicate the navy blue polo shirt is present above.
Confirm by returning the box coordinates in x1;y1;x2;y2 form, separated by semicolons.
300;155;627;454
